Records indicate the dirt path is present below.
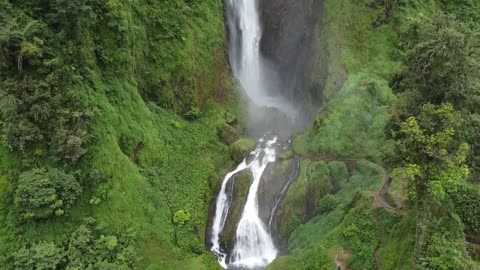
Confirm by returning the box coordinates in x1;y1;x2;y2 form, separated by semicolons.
334;247;351;270
371;168;407;269
301;154;405;215
368;168;406;215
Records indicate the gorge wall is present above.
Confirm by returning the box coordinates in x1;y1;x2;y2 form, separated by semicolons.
259;0;326;110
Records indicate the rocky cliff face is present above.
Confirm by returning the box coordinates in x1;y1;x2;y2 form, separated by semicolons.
259;0;325;109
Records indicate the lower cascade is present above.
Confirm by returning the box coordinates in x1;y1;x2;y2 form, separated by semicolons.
210;136;278;269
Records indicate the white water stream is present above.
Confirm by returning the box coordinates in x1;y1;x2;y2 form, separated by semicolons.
210;137;278;269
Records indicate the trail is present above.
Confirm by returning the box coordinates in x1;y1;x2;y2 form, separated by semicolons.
368;168;406;215
334;247;350;270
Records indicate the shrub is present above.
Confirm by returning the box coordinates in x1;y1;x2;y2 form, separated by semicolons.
170;119;181;129
13;241;65;270
316;194;340;215
184;106;201;120
173;210;191;226
14;167;82;220
448;184;480;236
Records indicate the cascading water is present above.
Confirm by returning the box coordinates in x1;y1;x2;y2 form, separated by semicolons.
210;162;249;269
225;0;296;114
210;0;299;268
210;136;278;269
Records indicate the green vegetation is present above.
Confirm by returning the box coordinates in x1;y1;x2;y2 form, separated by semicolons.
12;218;139;269
266;248;335;270
284;160;394;270
384;2;480;268
271;0;480;269
15;167;82;220
230;138;255;162
0;0;479;269
0;0;235;269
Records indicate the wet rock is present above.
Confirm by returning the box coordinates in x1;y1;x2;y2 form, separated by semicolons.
245;153;255;166
258;156;300;249
219;171;253;252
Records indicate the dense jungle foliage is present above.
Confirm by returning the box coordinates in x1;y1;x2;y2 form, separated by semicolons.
0;0;479;269
0;0;233;269
280;0;480;269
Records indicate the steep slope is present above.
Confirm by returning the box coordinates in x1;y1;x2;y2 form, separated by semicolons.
268;0;480;269
0;0;236;269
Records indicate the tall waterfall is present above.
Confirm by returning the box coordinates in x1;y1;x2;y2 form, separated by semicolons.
209;0;295;268
210;137;278;269
225;0;296;114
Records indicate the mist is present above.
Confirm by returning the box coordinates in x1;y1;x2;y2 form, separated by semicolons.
225;0;311;139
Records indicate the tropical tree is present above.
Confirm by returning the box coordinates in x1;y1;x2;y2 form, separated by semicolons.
397;103;469;262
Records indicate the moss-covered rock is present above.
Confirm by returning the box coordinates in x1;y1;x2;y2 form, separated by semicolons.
230;138;255;162
276;159;309;240
291;133;310;156
278;149;294;161
218;124;239;145
275;160;334;240
224;111;238;126
258;158;299;224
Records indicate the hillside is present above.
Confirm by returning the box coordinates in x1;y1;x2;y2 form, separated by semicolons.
1;0;480;269
0;0;234;269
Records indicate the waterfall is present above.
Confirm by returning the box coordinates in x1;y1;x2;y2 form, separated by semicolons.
209;0;299;267
210;161;250;269
210;137;278;269
225;0;297;115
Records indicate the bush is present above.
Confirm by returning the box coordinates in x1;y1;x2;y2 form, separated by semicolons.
13;241;65;270
65;222;139;269
14;167;82;220
316;194;340;215
448;184;480;236
173;209;191;226
184;106;201;120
